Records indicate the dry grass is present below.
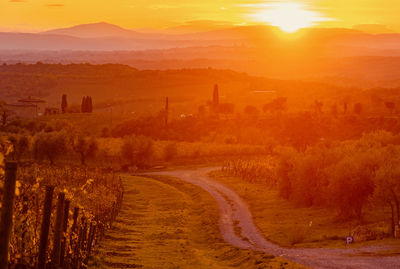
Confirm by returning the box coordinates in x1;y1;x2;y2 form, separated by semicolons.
210;171;400;249
89;175;305;268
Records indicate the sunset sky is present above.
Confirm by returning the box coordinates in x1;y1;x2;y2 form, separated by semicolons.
1;0;400;33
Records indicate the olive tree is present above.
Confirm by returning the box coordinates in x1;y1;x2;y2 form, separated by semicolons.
121;135;154;167
33;131;68;165
73;136;98;165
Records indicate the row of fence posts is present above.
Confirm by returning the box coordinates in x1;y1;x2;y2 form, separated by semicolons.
0;162;124;269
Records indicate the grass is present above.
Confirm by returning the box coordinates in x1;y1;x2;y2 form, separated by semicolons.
210;171;400;249
89;174;305;268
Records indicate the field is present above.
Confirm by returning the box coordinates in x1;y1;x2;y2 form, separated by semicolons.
210;170;400;249
90;175;305;268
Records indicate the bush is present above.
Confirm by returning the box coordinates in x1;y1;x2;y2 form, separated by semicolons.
73;136;98;165
8;134;30;160
121;135;154;168
33;131;69;165
164;142;178;161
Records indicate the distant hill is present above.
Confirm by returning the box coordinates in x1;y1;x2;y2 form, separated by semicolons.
42;22;144;38
2;23;400;87
1;22;400;51
0;63;349;106
1;63;398;118
0;32;232;51
2;46;400;88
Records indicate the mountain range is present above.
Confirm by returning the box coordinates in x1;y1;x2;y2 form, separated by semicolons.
2;22;400;86
1;22;400;51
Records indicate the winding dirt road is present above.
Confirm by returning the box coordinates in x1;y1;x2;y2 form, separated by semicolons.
147;167;400;269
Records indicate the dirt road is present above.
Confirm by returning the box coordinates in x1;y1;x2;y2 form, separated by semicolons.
147;167;400;269
91;174;299;268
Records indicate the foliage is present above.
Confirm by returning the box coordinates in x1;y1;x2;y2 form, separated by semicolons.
0;133;123;267
263;97;287;113
81;96;93;113
222;157;277;185
244;105;260;118
61;94;68;114
217;103;235;115
120;135;154;167
164;142;178;161
212;84;219;109
223;130;400;233
372;148;400;236
7;134;30;161
33;131;69;165
73;136;98;165
2;164;123;267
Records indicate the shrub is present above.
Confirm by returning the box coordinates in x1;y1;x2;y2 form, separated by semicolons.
164;142;178;161
33;131;69;165
121;135;154;168
73;136;98;165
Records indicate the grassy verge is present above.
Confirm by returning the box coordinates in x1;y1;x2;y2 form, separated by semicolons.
90;175;305;268
210;171;400;249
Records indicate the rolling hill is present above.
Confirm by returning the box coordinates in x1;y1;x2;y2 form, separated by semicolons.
1;22;400;51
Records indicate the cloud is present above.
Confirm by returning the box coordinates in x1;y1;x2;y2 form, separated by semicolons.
46;3;64;7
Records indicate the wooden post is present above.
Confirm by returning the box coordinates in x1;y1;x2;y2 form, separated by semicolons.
38;186;54;269
16;195;29;268
81;219;88;254
84;223;96;266
68;207;79;268
51;192;65;268
88;224;96;252
71;207;79;237
0;162;17;269
60;199;70;267
21;195;29;250
73;217;85;269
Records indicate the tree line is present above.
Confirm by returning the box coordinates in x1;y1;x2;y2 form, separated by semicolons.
223;130;400;237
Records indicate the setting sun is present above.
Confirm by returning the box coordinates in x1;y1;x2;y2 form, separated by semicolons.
251;2;330;33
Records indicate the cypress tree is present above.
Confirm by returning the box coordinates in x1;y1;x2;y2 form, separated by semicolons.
61;94;68;114
88;96;93;113
81;96;87;113
213;84;219;112
2;111;6;125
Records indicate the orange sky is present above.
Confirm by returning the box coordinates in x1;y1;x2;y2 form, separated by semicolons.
1;0;400;32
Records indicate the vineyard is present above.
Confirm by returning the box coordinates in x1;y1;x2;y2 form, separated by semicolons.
0;142;123;269
222;157;277;185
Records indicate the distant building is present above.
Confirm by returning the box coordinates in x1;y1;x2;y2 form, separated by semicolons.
4;96;47;119
17;96;47;116
4;103;38;119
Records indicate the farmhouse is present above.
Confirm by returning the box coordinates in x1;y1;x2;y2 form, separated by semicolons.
4;96;47;119
17;96;47;116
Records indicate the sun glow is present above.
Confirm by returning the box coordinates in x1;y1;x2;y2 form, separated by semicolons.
251;2;329;33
